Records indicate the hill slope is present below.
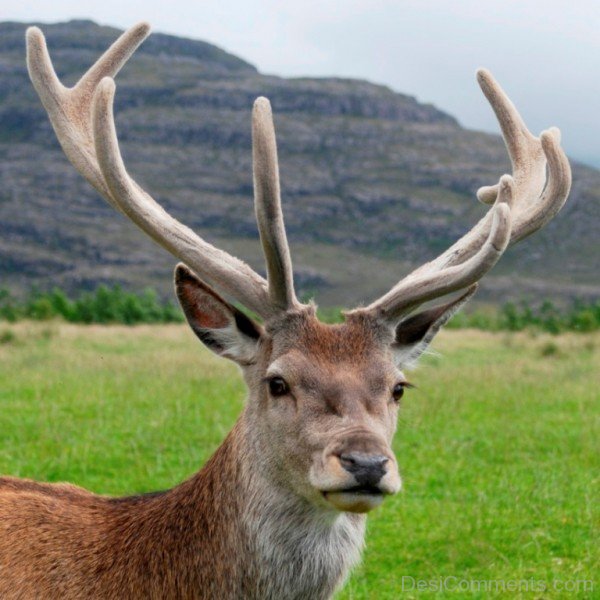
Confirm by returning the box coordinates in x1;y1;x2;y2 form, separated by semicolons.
1;20;598;307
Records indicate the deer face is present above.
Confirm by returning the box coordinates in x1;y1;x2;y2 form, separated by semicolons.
255;311;402;513
176;265;473;514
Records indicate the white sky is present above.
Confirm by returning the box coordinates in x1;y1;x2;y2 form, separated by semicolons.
4;0;600;167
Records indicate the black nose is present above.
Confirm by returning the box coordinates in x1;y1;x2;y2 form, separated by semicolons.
339;452;389;487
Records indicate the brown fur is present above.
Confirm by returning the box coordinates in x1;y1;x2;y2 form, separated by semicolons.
0;426;247;599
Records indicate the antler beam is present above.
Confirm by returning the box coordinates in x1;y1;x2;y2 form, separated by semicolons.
361;69;571;321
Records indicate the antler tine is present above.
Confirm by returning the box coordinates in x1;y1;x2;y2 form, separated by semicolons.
476;68;540;171
252;98;299;311
26;23;151;204
77;23;151;95
511;128;571;242
359;70;571;322
26;27;64;97
28;24;274;319
475;69;571;244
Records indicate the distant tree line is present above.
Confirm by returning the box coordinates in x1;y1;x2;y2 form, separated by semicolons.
1;287;599;333
444;299;600;334
0;286;183;325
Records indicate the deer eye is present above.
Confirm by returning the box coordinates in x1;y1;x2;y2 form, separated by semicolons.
268;376;290;397
392;382;405;402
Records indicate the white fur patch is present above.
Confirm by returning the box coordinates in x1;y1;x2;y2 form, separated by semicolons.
242;482;366;600
207;321;259;364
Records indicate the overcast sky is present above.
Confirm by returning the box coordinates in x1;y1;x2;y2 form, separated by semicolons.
5;1;600;167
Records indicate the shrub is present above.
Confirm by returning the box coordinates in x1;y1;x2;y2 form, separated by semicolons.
0;329;16;344
0;286;184;325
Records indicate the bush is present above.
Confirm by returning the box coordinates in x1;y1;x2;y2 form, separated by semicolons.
0;329;16;344
0;286;184;325
475;299;600;334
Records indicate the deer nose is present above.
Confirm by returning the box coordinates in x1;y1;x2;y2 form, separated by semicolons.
339;452;389;487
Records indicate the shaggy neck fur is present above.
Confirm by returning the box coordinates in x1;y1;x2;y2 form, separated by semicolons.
107;412;364;599
130;411;367;599
240;443;366;600
185;413;366;600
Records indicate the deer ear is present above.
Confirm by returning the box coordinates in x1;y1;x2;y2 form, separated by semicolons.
175;264;263;365
391;285;477;368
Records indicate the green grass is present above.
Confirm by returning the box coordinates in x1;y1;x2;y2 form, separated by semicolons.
0;323;598;599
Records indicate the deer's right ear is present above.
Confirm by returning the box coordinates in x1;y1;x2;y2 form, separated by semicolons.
175;264;263;365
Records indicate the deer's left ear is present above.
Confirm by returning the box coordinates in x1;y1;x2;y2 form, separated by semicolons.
391;285;477;368
175;264;263;365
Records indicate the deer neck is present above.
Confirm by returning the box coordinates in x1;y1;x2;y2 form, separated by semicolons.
164;409;366;599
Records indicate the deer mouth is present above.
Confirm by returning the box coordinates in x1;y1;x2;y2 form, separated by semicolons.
333;484;384;496
321;486;386;513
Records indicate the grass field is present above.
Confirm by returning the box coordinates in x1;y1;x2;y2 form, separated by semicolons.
0;322;597;598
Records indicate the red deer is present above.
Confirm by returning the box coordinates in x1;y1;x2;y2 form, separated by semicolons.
0;22;571;599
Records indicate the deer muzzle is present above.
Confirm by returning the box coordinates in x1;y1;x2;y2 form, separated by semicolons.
311;437;402;513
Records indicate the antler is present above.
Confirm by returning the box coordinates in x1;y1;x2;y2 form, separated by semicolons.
27;23;570;323
26;23;299;319
360;69;571;321
252;98;299;311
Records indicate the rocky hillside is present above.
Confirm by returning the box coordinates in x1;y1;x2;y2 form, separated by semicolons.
1;20;598;308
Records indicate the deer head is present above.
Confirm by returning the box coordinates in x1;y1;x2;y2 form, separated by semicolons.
26;23;571;515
